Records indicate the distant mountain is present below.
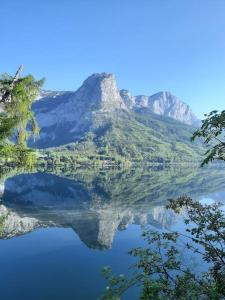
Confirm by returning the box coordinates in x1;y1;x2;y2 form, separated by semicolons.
120;90;199;126
32;73;202;162
35;90;66;100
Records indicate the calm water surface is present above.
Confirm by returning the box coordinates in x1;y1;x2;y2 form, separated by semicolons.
0;166;224;300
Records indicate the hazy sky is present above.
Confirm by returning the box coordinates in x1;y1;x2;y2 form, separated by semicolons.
1;0;225;118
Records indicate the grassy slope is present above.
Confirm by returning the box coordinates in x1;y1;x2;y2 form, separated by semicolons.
41;110;203;165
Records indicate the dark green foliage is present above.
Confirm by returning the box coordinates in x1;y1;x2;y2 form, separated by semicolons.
0;115;18;144
4;74;44;146
168;196;225;296
42;110;204;166
93;111;203;162
100;197;225;300
192;110;225;166
0;69;44;166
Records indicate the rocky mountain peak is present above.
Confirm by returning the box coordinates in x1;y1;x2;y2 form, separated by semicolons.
120;89;136;109
119;89;198;125
77;73;127;112
32;72;200;148
148;91;198;125
150;91;183;104
83;72;113;82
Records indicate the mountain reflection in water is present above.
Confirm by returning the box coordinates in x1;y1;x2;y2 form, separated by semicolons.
0;166;225;249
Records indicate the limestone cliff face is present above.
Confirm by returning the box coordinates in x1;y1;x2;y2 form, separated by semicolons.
77;73;127;112
32;73;127;148
119;90;198;125
135;95;149;108
0;205;46;239
148;92;198;125
32;73;200;148
119;89;136;109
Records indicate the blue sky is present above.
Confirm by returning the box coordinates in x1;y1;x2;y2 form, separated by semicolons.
1;0;225;118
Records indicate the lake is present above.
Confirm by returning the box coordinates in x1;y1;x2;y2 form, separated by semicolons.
0;166;225;300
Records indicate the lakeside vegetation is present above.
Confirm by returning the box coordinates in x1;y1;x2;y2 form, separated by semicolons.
0;67;44;167
0;68;224;299
100;110;225;300
101;197;225;300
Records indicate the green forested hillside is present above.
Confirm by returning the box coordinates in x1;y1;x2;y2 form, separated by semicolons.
40;110;203;166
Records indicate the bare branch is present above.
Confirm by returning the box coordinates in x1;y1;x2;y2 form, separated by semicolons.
0;65;24;104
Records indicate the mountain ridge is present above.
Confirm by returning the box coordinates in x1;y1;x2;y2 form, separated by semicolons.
31;73;203;163
36;73;199;125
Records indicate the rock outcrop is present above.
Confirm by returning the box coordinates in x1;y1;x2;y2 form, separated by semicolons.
148;91;198;125
32;73;127;148
32;73;200;149
77;73;127;112
119;90;198;125
0;205;46;239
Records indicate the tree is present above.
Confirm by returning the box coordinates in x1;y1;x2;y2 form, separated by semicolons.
192;110;225;166
0;65;24;104
100;110;225;299
0;66;44;165
100;197;225;300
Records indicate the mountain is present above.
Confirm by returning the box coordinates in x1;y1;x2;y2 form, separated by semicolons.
120;90;199;125
35;90;66;100
1;166;225;248
32;73;202;163
149;91;199;125
32;73;126;147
